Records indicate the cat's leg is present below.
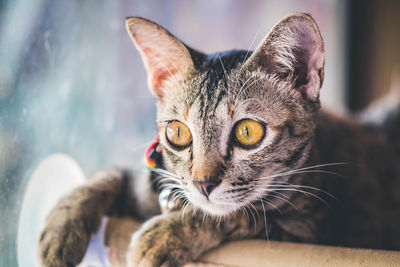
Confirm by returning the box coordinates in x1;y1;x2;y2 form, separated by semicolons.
127;208;264;267
38;167;160;267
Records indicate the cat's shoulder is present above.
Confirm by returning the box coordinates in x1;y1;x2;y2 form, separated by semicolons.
314;108;387;151
315;107;400;158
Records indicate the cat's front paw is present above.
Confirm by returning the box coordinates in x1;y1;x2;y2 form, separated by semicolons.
38;206;92;267
128;213;192;267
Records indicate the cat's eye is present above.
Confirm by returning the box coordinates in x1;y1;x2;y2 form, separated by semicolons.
234;119;265;148
166;120;192;149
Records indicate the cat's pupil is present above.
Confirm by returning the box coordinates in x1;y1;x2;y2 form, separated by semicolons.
177;127;180;138
244;126;249;138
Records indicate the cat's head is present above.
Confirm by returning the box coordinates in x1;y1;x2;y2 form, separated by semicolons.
126;14;325;216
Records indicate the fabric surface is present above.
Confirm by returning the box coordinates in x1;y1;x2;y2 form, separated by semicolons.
105;217;400;267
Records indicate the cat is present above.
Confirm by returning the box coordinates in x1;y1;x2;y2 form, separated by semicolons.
38;13;400;267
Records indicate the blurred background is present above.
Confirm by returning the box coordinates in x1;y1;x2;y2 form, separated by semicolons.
0;0;399;266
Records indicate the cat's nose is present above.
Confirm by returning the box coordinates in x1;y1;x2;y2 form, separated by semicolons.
193;178;221;198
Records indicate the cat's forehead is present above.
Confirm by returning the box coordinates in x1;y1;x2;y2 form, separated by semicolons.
158;49;293;128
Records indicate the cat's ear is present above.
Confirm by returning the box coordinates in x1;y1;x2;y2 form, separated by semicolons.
245;13;325;101
126;17;194;99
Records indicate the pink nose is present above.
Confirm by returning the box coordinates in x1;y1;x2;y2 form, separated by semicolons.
193;179;221;198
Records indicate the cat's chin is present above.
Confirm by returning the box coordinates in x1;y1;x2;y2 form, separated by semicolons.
198;202;239;217
188;196;240;216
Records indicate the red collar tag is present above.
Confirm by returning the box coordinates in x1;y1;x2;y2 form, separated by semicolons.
145;136;162;170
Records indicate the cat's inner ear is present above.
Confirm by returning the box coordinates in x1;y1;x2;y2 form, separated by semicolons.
245;13;325;101
126;17;194;98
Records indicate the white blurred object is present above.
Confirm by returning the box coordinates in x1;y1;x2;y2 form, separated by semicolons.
358;65;400;124
17;154;86;267
17;154;113;267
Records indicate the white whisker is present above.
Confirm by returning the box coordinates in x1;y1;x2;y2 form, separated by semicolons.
218;55;232;96
241;204;250;224
241;29;260;66
235;74;257;104
247;202;260;231
276;184;337;201
152;48;186;85
262;198;283;215
234;75;265;108
181;199;191;221
258;196;269;243
255;162;347;182
152;168;182;179
266;192;298;210
236;76;268;103
263;187;329;206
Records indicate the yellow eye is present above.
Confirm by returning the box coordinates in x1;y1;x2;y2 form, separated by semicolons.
234;119;265;148
166;121;192;148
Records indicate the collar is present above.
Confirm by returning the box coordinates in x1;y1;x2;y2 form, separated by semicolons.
145;136;181;212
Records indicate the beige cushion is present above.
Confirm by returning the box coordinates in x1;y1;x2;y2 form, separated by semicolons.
105;217;400;267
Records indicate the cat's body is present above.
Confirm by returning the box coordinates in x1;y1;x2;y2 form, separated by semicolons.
303;110;400;249
39;14;400;266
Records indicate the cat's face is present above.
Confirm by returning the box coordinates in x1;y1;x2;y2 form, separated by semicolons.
127;14;325;216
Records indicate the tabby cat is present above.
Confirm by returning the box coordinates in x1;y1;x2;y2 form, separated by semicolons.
38;13;400;266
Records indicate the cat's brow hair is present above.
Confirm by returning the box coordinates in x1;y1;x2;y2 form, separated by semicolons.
189;51;247;118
